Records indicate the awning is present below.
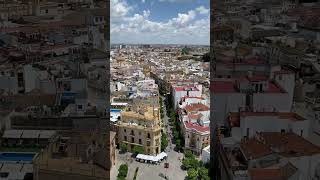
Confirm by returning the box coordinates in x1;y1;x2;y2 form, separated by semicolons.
136;152;168;162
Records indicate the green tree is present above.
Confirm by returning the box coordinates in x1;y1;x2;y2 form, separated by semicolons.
118;164;128;178
161;133;168;151
170;111;176;119
132;145;144;155
198;167;209;180
187;168;198;180
119;143;127;153
117;177;126;180
189;157;199;169
181;47;190;55
185;150;194;159
182;158;192;169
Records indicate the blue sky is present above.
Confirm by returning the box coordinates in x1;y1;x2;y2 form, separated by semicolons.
111;0;210;45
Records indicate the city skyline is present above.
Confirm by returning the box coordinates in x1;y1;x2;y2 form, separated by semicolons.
111;0;210;45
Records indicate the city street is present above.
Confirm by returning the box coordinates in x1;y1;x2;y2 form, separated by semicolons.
111;96;187;180
111;150;186;180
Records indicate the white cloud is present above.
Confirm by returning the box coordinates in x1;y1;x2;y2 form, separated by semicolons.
141;0;145;3
111;0;209;45
196;6;209;15
143;10;150;18
111;0;131;18
159;0;195;2
170;10;196;27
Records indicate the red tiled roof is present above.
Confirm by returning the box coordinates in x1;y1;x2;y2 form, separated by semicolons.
240;138;273;159
260;132;320;157
184;122;210;133
181;96;205;101
241;132;320;160
184;103;209;112
267;82;285;93
211;80;236;93
174;86;199;92
249;162;298;180
249;169;283;180
188;113;202;120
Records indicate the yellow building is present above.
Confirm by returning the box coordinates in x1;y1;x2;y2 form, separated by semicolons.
116;104;162;155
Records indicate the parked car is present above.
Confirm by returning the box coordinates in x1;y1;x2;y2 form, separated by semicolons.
164;162;169;168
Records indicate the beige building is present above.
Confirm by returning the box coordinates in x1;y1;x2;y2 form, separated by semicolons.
115;103;162;155
182;122;210;155
33;131;111;180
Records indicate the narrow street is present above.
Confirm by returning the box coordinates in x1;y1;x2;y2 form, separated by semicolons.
161;95;174;152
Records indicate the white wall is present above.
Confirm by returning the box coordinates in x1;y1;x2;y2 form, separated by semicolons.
285;154;320;180
213;93;246;126
240;116;309;139
274;73;295;111
253;93;291;112
201;146;210;163
24;65;39;93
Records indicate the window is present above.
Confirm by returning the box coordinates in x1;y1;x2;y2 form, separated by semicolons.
281;129;285;134
139;132;141;135
131;130;134;135
300;130;303;136
147;133;151;139
124;136;127;141
45;9;48;14
77;105;83;109
246;128;250;137
131;137;134;143
139;139;142;144
124;129;126;133
147;141;150;146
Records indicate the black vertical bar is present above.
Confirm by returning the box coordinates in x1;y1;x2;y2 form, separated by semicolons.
210;0;219;179
105;0;111;179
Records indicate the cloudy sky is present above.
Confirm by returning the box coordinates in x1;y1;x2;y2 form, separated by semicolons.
111;0;210;45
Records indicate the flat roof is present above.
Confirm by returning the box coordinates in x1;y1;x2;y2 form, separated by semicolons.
21;130;39;139
2;130;23;139
39;130;56;139
2;130;56;139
